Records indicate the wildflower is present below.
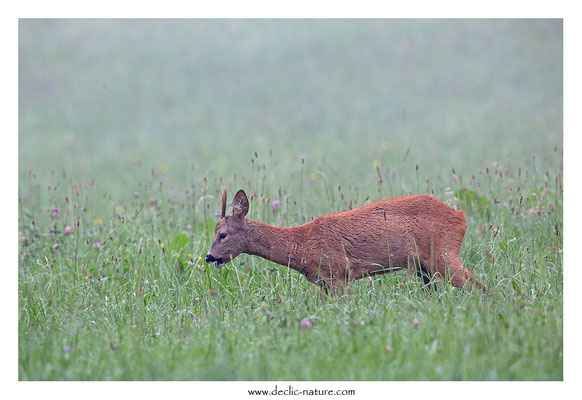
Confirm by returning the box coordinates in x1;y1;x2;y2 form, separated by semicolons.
93;217;102;225
64;226;73;234
50;206;58;218
133;191;140;198
271;199;280;212
110;343;119;350
214;211;220;217
93;242;101;249
381;141;392;151
413;318;419;328
301;318;312;330
64;346;71;353
372;160;382;169
385;345;392;354
265;311;273;318
185;224;192;230
52;242;60;250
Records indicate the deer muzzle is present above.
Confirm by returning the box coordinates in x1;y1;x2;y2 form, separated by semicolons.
205;254;225;267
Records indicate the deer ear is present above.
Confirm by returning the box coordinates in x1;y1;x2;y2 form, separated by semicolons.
232;190;249;220
220;187;227;218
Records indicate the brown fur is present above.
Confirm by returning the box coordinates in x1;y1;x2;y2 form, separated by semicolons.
206;188;486;294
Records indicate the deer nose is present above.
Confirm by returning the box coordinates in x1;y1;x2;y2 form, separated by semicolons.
205;254;217;263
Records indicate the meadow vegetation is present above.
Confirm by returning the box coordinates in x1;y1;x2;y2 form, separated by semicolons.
18;19;562;380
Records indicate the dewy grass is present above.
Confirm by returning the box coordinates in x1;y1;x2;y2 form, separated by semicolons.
18;153;562;380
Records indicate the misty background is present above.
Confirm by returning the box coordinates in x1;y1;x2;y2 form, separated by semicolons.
19;19;562;199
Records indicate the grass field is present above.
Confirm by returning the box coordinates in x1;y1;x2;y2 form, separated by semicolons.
18;19;563;380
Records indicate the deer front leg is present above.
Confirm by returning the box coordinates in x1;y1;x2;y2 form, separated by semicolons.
316;277;346;296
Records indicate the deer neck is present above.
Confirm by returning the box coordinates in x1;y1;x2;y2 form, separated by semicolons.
245;219;305;270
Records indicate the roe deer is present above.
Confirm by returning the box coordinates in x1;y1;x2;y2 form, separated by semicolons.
205;188;486;294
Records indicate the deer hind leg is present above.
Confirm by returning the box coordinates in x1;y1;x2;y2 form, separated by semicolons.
439;252;484;290
414;249;485;292
417;249;467;290
444;255;469;289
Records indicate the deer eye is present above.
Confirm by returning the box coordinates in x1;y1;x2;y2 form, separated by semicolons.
219;232;227;240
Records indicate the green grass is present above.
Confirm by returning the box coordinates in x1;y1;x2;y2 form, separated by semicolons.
18;19;562;380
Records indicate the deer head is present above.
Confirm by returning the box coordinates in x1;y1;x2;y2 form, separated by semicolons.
205;188;250;268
